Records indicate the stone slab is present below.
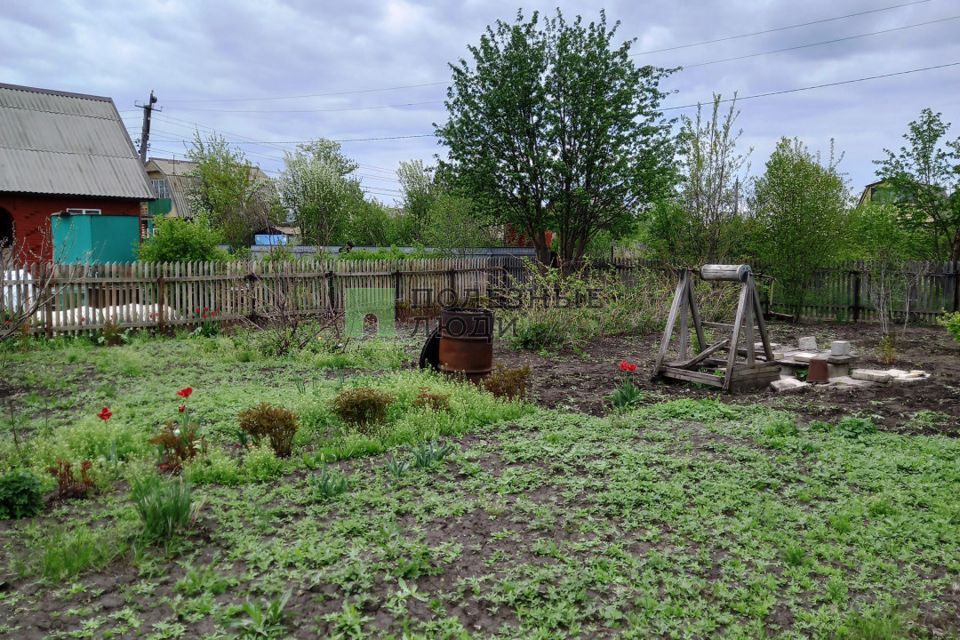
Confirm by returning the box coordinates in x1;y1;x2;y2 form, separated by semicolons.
828;376;874;388
798;336;818;351
771;377;809;392
851;369;892;383
792;351;818;363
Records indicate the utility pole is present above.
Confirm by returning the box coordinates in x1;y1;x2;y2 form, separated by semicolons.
136;90;159;164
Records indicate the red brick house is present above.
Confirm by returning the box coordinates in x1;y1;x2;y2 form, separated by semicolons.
0;83;153;264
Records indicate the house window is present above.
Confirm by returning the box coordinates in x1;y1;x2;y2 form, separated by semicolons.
65;208;102;215
151;178;171;199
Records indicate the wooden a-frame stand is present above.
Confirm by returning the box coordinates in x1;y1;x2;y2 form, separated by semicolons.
653;265;781;393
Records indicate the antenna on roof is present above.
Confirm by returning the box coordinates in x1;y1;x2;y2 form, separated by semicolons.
135;90;162;164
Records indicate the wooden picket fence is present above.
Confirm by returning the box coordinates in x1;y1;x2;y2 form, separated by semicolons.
0;257;529;336
2;257;957;336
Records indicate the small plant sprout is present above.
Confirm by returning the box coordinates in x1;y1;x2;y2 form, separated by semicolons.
412;441;456;470
232;590;291;638
385;454;410;480
308;466;349;502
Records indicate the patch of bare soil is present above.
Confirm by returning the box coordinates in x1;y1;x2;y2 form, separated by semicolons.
493;322;960;435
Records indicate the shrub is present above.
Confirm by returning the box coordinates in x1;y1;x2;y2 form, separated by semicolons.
241;444;285;482
413;387;451;412
47;459;96;500
238;403;300;458
130;475;196;542
878;334;897;365
331;387;395;433
183;448;241;486
138;216;227;263
483;365;531;401
511;319;565;352
940;311;960;345
150;421;204;472
0;470;44;519
96;319;129;347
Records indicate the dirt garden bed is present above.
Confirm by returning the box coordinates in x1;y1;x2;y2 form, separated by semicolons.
494;322;960;436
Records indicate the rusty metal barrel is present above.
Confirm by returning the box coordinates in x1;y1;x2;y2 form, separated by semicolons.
438;308;493;381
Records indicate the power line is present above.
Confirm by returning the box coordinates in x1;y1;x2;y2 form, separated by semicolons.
139;62;958;146
634;0;933;55
156;14;956;118
683;14;960;69
661;60;960;111
171;99;442;114
151;0;931;107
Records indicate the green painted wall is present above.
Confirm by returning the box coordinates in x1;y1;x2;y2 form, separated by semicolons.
52;215;140;264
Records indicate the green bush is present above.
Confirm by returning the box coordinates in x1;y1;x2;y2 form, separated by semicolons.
130;475;196;542
940;312;960;345
238;403;299;458
0;470;45;519
331;387;395;433
483;365;531;401
241;444;285;482
184;448;241;486
138;216;227;263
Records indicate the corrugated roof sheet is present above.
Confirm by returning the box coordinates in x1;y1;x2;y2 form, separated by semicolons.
0;83;153;199
145;158;197;217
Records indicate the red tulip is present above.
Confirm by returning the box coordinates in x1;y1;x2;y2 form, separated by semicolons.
97;407;112;421
618;360;638;372
195;307;201;314
210;310;217;318
178;404;186;413
176;387;193;399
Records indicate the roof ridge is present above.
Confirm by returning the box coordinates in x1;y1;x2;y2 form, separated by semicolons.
0;82;112;102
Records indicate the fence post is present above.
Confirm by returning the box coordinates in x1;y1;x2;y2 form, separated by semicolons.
851;268;862;323
157;267;166;333
953;260;959;313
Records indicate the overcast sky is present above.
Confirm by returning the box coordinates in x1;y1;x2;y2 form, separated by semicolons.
2;0;958;204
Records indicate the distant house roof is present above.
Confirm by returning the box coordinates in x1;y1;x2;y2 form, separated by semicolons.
145;157;273;219
145;157;198;218
0;82;154;199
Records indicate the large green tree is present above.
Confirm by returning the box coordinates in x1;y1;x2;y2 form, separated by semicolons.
874;108;960;261
750;138;849;315
278;139;368;246
436;10;675;266
187;132;277;249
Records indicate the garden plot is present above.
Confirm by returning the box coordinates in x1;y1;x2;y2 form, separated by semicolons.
0;321;958;638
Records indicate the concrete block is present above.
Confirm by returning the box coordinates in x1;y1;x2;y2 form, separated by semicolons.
827;363;850;379
792;351;817;363
851;369;892;383
771;377;808;392
798;336;818;351
830;340;851;356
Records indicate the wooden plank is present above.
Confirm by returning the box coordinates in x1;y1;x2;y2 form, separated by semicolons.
654;270;688;375
669;338;729;369
723;281;750;393
661;366;724;387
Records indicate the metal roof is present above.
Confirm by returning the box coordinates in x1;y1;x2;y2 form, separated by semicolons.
0;83;153;199
145;157;198;217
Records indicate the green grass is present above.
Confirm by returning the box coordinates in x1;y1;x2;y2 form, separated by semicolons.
0;395;955;637
0;335;957;637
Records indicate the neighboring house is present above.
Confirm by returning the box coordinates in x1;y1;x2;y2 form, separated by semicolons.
0;82;153;264
857;180;899;208
144;157;273;220
144;157;198;219
253;224;301;246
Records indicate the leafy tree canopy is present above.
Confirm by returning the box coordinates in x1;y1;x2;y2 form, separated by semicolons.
436;9;676;266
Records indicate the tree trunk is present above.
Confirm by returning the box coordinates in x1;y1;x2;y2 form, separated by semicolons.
531;230;550;266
